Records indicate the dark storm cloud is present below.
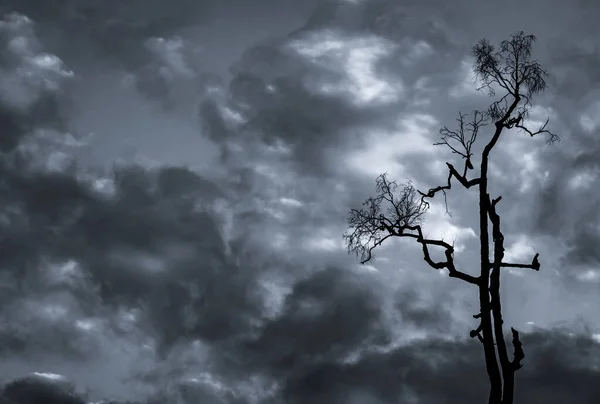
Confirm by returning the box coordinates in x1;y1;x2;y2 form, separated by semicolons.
128;36;225;110
0;159;272;358
394;287;454;331
238;267;388;374
0;0;208;69
0;147;281;395
270;329;600;404
0;12;264;359
147;326;596;404
196;3;469;180
302;0;458;46
4;329;600;404
0;0;598;403
0;0;322;77
0;290;103;360
0;373;85;404
0;13;73;151
211;41;379;175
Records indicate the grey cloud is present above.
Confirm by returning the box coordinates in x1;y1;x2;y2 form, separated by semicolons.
0;151;274;393
0;374;85;404
238;267;389;375
222;48;374;175
1;161;268;355
0;293;101;360
130;36;209;110
1;0;599;402
4;329;600;404
275;330;600;404
0;13;73;151
394;288;454;331
303;0;458;47
197;3;469;180
0;0;208;69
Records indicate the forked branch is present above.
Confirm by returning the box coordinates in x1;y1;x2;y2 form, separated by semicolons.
434;111;486;176
418;162;480;215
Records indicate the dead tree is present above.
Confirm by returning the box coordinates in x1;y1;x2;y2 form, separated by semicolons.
344;32;558;404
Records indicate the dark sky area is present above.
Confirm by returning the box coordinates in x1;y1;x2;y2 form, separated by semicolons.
0;0;599;403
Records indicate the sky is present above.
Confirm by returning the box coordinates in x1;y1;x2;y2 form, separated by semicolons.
0;0;599;403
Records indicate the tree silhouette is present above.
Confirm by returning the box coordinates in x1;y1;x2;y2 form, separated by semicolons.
344;32;558;404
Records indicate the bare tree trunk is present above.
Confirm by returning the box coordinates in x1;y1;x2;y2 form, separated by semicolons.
478;149;502;404
482;116;523;404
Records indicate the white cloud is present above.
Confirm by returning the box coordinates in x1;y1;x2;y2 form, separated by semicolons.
579;99;600;132
145;36;196;80
425;202;477;253
502;235;537;276
303;232;343;252
33;372;67;381
504;234;536;262
568;170;596;189
345;114;439;178
279;197;304;207
0;13;73;110
449;59;479;99
290;30;402;106
576;269;600;283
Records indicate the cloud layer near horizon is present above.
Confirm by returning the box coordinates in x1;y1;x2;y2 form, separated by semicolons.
0;0;600;403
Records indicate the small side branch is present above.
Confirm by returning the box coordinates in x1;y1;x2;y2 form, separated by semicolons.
510;327;525;370
470;322;484;343
499;253;540;271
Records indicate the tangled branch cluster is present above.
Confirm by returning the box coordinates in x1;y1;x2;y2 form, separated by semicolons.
344;175;426;264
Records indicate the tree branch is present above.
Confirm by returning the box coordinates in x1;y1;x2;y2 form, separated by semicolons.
498;253;540;271
405;225;481;285
344;175;428;263
418;162;480;215
434;111;486;177
515;117;560;145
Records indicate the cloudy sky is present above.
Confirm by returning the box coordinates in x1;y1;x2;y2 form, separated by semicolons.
0;0;599;403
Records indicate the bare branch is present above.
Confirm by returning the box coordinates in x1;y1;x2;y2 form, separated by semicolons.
515;118;560;145
499;253;540;271
470;323;483;338
434;111;487;177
